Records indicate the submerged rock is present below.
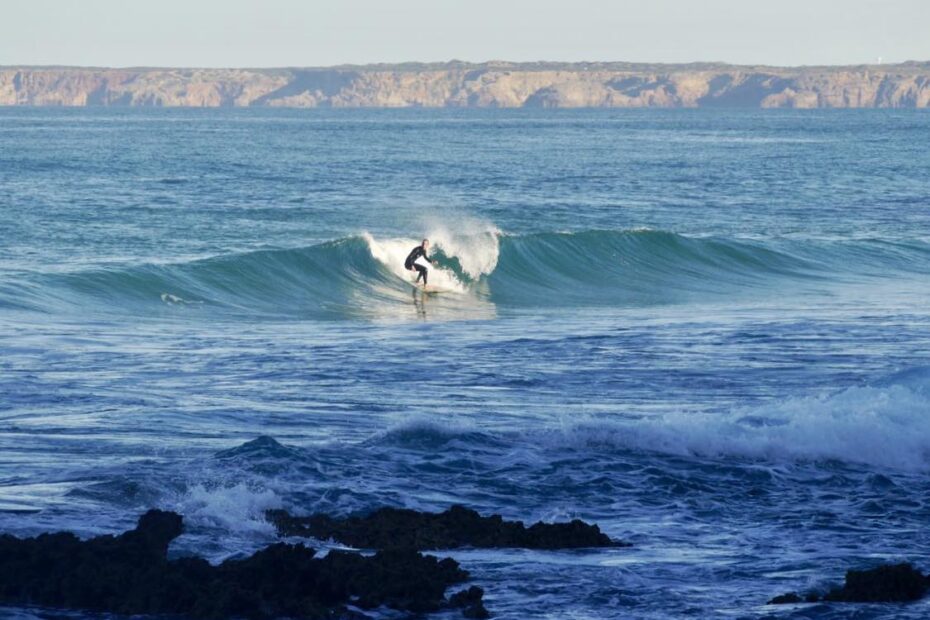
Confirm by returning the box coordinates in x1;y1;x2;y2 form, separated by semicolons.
267;504;628;550
769;562;930;605
0;509;484;619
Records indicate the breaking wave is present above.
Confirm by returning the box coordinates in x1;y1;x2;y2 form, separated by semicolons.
4;228;930;319
375;367;930;471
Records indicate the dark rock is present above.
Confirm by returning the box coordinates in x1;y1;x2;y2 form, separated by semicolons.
767;592;802;604
824;563;928;603
123;508;184;553
450;585;491;618
0;509;484;619
450;585;485;606
463;603;492;619
769;562;929;606
267;504;627;550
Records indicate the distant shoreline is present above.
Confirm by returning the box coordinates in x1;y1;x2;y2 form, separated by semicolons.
3;61;930;108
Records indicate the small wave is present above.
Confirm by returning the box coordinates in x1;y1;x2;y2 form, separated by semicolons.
539;367;930;471
214;435;304;460
371;417;503;449
359;368;930;471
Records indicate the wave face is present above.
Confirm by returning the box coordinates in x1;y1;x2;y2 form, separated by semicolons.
5;229;930;319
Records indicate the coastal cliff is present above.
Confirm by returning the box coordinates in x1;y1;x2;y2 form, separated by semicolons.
2;61;930;108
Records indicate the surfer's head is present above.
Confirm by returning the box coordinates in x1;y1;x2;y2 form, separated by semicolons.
422;239;429;249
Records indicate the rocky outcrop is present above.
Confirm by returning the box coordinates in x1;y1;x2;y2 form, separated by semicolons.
266;504;627;550
768;563;930;605
0;509;487;619
2;61;930;108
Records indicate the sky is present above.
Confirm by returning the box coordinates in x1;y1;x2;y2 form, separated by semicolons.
2;0;928;68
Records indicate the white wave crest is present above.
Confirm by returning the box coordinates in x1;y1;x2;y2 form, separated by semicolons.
425;218;500;279
363;219;500;292
547;368;930;471
173;482;282;534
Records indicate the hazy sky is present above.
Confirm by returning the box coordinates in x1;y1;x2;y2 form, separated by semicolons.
3;0;928;67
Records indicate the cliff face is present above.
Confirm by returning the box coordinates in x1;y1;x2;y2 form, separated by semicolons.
2;62;929;108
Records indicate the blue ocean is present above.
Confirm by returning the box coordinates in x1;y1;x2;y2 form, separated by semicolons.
2;107;930;619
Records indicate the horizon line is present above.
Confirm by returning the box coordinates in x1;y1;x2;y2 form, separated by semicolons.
4;59;930;72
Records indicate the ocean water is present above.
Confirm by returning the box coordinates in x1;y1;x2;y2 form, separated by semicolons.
2;107;930;619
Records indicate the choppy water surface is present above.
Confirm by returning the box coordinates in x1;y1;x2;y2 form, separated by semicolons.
2;107;930;619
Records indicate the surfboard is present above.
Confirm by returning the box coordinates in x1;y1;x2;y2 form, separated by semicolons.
410;257;440;291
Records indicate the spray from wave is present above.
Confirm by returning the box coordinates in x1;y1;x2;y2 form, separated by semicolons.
364;219;500;293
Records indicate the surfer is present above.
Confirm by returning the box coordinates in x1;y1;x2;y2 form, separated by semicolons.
404;239;435;286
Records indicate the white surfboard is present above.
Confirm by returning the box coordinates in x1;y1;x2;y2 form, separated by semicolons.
411;256;434;288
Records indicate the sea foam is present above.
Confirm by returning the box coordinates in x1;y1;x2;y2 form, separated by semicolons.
546;367;930;471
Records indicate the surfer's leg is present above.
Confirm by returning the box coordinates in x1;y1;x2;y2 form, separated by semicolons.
414;265;427;284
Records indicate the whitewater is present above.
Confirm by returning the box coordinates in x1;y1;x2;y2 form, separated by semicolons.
2;107;930;619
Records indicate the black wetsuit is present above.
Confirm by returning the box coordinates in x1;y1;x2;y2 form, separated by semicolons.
404;245;432;284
